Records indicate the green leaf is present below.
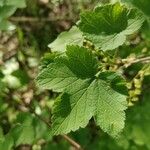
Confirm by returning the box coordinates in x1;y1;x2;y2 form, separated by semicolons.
0;0;26;31
79;3;128;34
0;20;15;31
0;5;16;20
33;117;51;141
36;45;98;92
37;45;127;137
0;134;14;150
6;0;26;8
12;69;30;86
122;0;150;17
36;61;79;92
11;124;35;146
51;79;94;134
39;52;61;70
10;113;35;146
93;79;127;137
78;3;145;51
51;78;127;137
48;26;84;52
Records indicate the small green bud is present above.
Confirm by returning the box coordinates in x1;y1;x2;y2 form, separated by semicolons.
102;57;108;62
134;89;141;95
133;78;142;88
131;97;139;102
126;82;132;89
129;90;136;97
128;101;134;107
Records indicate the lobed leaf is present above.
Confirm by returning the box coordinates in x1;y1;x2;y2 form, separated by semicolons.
78;3;145;51
37;45;127;137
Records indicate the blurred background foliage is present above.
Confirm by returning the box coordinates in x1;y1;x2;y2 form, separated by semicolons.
0;0;150;150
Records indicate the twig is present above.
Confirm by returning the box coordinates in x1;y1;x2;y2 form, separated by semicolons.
9;16;72;22
23;102;83;150
62;134;82;150
129;56;150;64
122;56;150;68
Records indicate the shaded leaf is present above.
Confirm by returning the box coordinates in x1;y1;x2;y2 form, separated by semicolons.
78;3;145;51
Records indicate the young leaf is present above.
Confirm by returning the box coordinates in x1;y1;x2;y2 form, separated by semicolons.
78;3;145;51
48;26;84;52
37;45;127;137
